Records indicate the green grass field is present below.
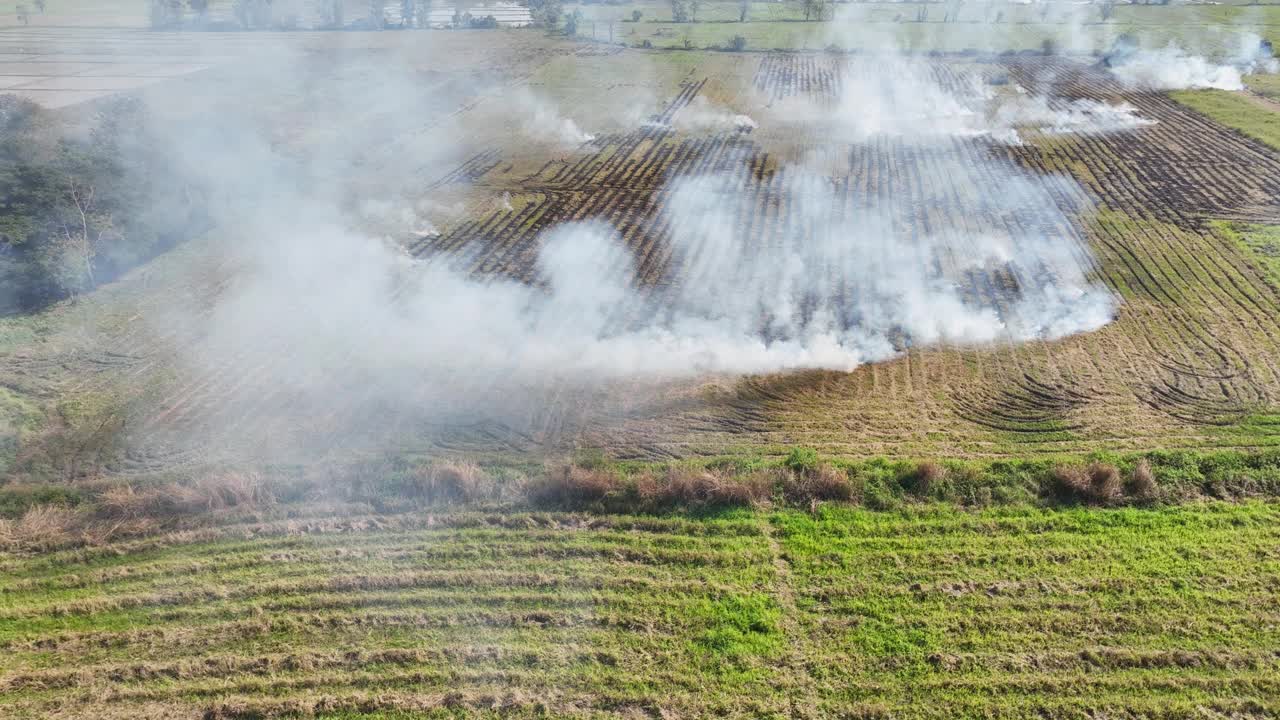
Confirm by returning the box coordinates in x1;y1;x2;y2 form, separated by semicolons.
565;1;1280;52
1172;88;1280;151
2;502;1278;718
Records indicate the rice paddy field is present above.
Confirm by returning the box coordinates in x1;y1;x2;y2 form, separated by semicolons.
0;503;1277;718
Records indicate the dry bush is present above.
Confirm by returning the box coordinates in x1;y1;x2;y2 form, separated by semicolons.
2;504;78;551
410;461;490;504
784;464;855;504
657;466;772;509
96;472;273;522
910;461;948;497
1088;462;1122;501
1052;464;1092;497
527;465;620;507
1129;458;1158;500
1052;462;1123;504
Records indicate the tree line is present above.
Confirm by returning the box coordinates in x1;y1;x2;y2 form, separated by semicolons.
0;97;203;314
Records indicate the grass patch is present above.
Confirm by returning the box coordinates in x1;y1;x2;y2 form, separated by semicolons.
1170;88;1280;151
1212;220;1280;292
2;503;1279;717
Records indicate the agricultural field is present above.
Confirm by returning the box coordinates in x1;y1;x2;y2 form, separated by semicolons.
7;6;1280;718
2;503;1279;718
7;23;1280;472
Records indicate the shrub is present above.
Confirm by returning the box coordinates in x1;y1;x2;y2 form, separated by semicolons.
1128;458;1157;500
784;447;820;473
631;9;642;21
658;466;771;509
1;504;77;551
906;461;947;498
410;461;489;504
730;35;747;51
784;464;855;505
527;465;619;507
1052;463;1122;504
98;471;273;520
1088;462;1123;501
1052;464;1092;499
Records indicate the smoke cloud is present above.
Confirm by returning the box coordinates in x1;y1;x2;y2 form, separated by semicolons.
113;33;1136;458
1107;33;1278;91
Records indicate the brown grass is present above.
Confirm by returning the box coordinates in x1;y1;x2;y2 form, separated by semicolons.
410;461;490;504
1052;462;1124;504
527;465;619;507
783;464;856;505
651;466;773;509
1129;458;1158;500
97;471;272;521
0;504;78;551
1088;462;1123;502
909;461;948;497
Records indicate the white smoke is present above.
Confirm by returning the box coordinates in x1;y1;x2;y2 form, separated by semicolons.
762;56;1151;146
1109;34;1278;91
125;36;1125;457
992;94;1155;140
671;95;757;133
1112;45;1247;91
509;87;595;148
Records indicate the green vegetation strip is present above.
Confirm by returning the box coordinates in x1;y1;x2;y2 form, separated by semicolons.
1170;88;1280;151
2;503;1278;718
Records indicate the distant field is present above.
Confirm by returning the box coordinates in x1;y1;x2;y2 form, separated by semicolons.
2;503;1277;718
8;1;1280;53
565;1;1280;51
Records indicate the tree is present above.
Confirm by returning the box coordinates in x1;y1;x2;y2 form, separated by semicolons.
670;0;689;23
1100;0;1115;22
529;0;562;28
564;8;581;35
40;182;106;296
16;4;29;24
34;0;46;12
739;0;749;22
0;95;199;312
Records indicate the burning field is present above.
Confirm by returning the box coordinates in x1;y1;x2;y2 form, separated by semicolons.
33;44;1280;473
6;18;1280;719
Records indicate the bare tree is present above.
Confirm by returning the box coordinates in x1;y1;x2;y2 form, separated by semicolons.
37;181;112;298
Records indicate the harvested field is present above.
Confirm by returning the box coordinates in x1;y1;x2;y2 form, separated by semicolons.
8;45;1280;473
1;503;1278;718
402;53;1280;460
